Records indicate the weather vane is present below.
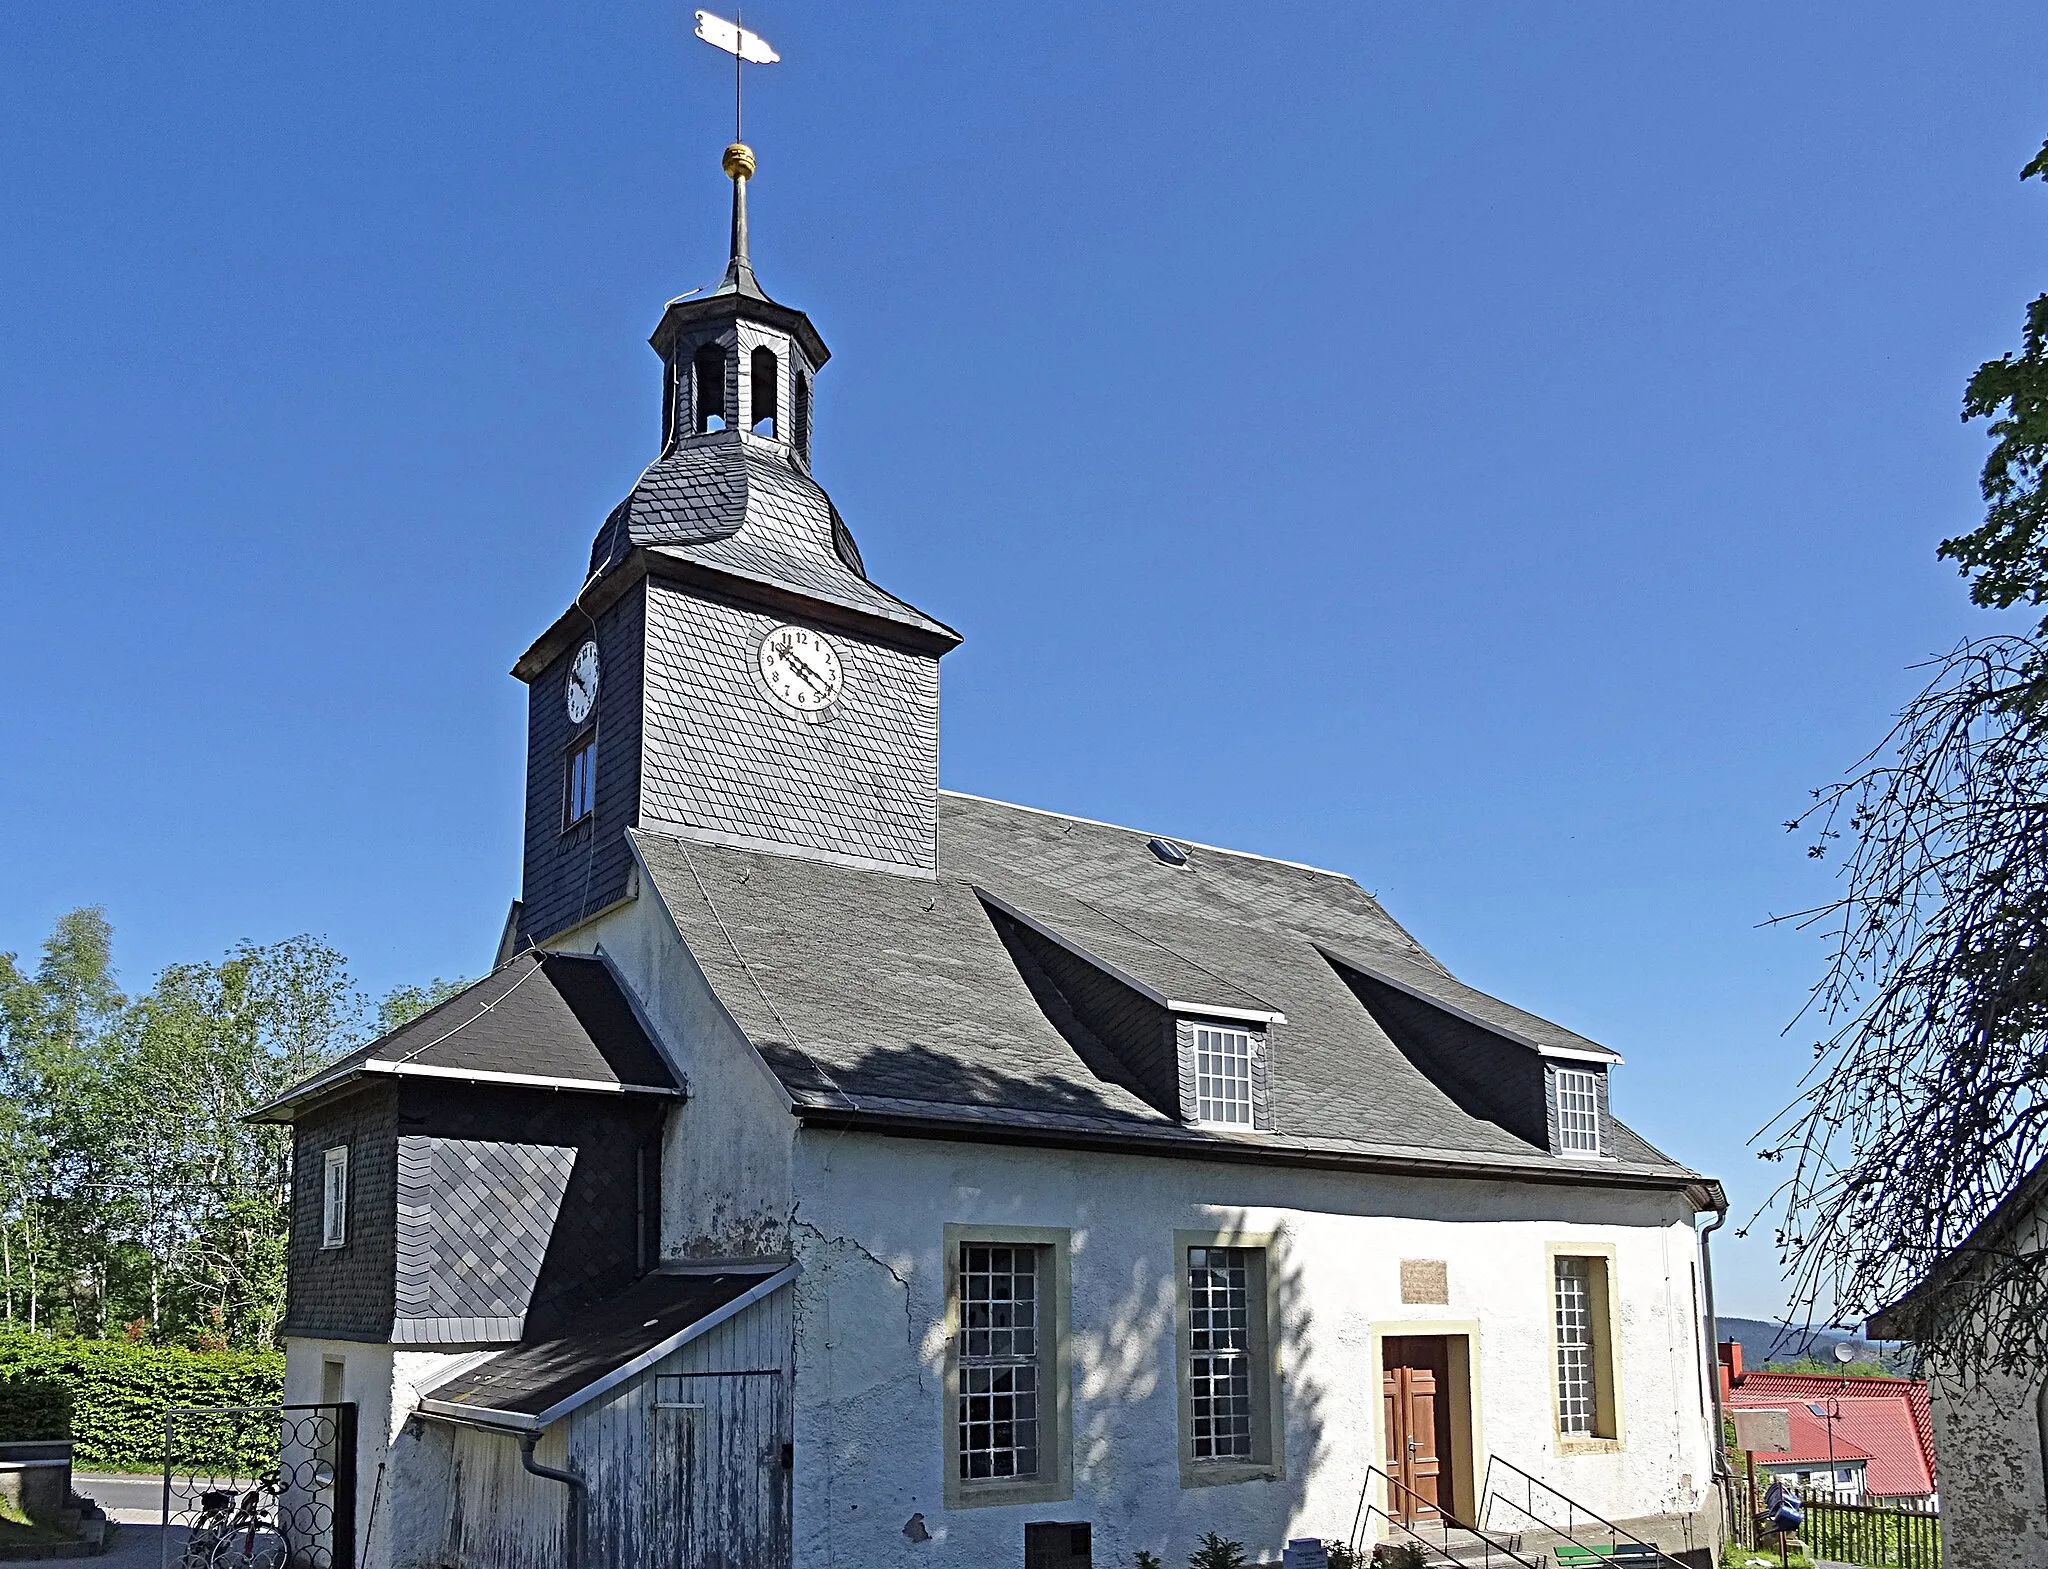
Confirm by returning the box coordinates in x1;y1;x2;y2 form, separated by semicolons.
692;10;780;293
694;10;779;148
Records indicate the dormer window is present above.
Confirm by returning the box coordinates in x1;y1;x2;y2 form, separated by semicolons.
1555;1067;1602;1155
693;344;727;432
1192;1024;1255;1127
750;346;778;435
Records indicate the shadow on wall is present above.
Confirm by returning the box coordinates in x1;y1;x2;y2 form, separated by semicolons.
1071;1209;1334;1567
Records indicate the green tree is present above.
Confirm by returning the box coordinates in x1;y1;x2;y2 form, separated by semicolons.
1772;138;2048;1371
378;976;471;1034
0;911;430;1346
0;909;126;1335
119;936;367;1344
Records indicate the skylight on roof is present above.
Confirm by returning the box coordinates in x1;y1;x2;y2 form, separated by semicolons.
1148;837;1188;866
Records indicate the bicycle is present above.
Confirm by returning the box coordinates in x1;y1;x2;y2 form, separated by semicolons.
178;1478;292;1569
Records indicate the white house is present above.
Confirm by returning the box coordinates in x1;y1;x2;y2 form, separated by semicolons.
256;134;1728;1569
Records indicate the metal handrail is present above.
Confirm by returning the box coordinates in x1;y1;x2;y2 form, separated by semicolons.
1351;1465;1541;1569
1479;1453;1690;1569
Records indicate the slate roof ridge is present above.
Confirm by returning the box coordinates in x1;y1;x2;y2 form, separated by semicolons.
937;788;1355;882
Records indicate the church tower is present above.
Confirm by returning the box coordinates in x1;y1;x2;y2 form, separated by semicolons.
510;142;960;949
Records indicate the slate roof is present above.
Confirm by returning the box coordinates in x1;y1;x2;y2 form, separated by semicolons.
251;951;680;1122
633;790;1709;1195
417;1264;796;1431
587;436;957;646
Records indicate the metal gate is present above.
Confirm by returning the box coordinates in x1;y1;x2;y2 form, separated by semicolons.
648;1371;788;1568
161;1402;356;1569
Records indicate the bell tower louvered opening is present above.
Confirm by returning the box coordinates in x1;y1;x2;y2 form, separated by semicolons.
750;345;779;435
694;343;728;433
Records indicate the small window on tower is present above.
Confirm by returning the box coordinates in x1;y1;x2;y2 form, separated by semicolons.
750;346;778;435
694;344;727;432
564;733;597;828
793;372;811;463
321;1146;349;1249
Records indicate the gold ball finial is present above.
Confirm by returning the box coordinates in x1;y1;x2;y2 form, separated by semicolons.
723;142;756;181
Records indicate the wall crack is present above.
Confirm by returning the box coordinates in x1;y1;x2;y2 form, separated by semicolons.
792;1209;924;1392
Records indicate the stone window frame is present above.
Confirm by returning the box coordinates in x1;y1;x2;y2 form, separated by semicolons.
941;1223;1073;1511
1174;1227;1285;1488
320;1145;349;1250
1546;1242;1624;1452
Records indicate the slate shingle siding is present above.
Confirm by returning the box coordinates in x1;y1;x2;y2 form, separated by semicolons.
1329;966;1549;1150
639;580;939;874
284;1086;399;1341
285;1080;663;1345
520;582;646;946
394;1137;577;1343
395;1082;665;1338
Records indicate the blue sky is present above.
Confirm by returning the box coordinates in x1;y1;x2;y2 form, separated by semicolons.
3;3;2044;1321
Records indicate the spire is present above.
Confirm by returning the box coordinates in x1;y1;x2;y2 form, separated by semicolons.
715;141;768;299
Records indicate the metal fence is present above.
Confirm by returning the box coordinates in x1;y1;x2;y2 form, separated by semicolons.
161;1402;356;1569
1798;1498;1941;1569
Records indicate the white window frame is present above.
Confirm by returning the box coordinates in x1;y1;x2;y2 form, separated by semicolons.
1193;1024;1255;1127
321;1146;349;1249
1555;1067;1602;1156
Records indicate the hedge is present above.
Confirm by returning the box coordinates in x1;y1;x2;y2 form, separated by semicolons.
0;1334;284;1472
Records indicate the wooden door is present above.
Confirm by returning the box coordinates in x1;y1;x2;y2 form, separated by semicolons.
1381;1336;1453;1523
649;1370;790;1567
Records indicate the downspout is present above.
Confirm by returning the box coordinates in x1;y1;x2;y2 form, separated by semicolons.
1698;1204;1735;1543
519;1431;586;1569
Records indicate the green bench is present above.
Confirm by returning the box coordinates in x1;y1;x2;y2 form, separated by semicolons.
1553;1545;1661;1566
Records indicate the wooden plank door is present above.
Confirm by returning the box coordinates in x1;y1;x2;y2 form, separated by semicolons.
1381;1337;1452;1523
650;1370;790;1568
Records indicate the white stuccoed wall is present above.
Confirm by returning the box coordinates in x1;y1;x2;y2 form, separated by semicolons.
1923;1365;2048;1569
283;1338;492;1569
785;1131;1715;1569
560;858;798;1262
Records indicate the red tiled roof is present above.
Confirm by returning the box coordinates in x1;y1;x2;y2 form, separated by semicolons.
1743;1403;1875;1468
1727;1374;1936;1498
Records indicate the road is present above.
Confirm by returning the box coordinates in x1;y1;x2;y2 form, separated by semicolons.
72;1472;163;1525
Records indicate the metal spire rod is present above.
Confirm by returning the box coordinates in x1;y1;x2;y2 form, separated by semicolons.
694;10;779;295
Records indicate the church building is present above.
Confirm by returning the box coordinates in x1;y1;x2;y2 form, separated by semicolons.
255;126;1727;1569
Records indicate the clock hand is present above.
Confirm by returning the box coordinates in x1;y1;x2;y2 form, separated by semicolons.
777;647;832;694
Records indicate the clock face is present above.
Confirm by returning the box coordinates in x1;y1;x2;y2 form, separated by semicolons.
758;624;844;714
565;640;600;725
